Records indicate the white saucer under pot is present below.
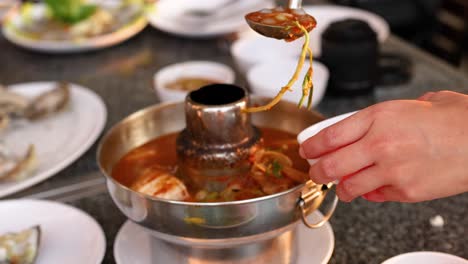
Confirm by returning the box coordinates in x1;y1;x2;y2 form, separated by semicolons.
114;211;335;264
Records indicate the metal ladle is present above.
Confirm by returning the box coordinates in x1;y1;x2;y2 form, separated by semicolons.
245;0;306;40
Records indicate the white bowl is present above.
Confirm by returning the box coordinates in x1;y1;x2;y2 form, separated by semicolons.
154;61;235;102
231;35;302;75
381;252;468;264
297;111;358;165
247;59;329;108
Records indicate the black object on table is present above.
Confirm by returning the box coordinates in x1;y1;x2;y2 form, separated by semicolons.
321;18;379;96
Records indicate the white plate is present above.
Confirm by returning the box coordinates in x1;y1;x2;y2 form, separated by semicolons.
0;199;106;264
382;251;468;264
1;3;148;53
147;0;273;38
114;211;334;264
0;82;107;198
238;5;389;57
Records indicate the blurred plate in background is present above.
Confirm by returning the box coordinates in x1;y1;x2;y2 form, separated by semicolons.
0;82;107;198
147;0;274;38
2;1;148;53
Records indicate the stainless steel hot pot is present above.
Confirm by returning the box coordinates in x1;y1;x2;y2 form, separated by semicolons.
97;86;338;247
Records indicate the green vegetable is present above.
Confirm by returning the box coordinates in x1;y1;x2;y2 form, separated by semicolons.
270;161;283;178
44;0;97;24
298;67;313;109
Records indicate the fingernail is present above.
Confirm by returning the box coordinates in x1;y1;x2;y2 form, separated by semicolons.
299;147;306;158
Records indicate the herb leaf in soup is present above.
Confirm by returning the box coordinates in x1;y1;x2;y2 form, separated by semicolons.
45;0;97;24
270;160;283;178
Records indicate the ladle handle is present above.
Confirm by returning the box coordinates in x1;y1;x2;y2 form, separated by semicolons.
288;0;302;9
298;190;338;229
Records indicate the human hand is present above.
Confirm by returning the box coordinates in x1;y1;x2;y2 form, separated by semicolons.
299;91;468;203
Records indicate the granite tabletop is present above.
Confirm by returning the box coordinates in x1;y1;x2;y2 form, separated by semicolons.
1;9;468;264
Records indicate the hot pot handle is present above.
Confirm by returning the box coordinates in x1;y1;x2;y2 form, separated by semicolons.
298;183;339;229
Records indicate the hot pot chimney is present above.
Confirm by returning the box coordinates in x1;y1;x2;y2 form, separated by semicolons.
176;84;260;192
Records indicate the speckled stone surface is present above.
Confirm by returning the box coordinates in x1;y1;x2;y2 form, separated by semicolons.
1;14;468;264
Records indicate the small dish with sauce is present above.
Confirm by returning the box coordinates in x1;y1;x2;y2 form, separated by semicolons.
154;61;236;102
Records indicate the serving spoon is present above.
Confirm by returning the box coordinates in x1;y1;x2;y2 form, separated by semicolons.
245;0;309;40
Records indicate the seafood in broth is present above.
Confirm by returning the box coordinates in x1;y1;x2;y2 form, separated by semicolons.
112;128;310;202
131;171;190;201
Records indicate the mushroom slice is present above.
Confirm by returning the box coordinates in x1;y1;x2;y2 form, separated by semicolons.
131;168;190;201
0;144;37;181
24;82;70;120
0;87;29;117
0;226;41;264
